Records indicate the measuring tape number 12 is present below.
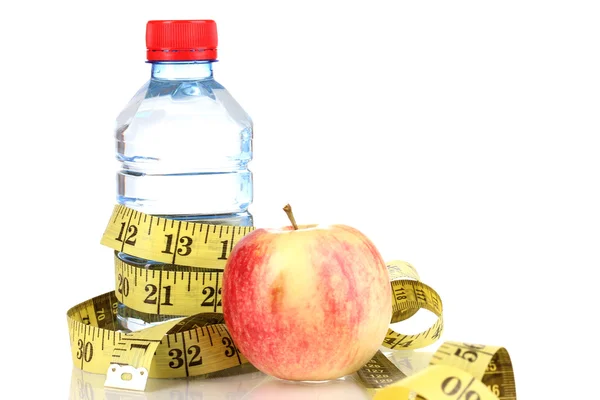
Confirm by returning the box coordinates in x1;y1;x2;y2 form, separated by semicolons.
66;205;516;399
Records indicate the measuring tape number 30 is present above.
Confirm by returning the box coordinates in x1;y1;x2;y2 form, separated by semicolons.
66;205;517;399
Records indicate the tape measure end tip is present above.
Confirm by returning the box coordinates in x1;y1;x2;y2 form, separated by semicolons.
104;364;149;391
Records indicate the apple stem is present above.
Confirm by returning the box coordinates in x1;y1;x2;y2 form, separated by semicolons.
283;204;299;230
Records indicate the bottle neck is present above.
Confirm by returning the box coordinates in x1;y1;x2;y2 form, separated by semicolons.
150;61;214;80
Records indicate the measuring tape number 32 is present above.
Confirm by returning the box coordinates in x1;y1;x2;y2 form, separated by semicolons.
66;205;517;399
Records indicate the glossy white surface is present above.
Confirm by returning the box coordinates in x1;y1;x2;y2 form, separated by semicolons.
69;350;434;399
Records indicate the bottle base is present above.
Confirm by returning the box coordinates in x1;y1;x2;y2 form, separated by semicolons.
116;303;183;332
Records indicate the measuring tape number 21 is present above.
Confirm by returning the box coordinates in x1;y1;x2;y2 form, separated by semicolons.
66;205;517;399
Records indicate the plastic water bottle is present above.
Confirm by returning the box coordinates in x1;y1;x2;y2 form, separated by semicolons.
114;20;253;331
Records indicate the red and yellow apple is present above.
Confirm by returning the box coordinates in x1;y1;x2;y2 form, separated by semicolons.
222;209;392;381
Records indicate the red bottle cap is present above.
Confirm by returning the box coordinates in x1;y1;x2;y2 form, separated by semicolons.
146;20;218;61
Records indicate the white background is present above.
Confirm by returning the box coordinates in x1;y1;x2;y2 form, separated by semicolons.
1;0;598;398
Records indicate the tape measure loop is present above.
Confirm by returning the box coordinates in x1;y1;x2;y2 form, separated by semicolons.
66;205;515;399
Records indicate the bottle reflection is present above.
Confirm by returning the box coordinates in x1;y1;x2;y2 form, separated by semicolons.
70;351;433;400
70;364;265;400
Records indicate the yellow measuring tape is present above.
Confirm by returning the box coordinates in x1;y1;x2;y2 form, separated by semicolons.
67;205;516;398
371;342;515;399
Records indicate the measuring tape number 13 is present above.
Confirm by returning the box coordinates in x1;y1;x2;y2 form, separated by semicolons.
66;205;516;399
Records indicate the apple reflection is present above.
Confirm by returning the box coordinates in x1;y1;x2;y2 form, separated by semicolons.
242;376;369;400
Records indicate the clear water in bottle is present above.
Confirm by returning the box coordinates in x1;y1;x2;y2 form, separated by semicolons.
114;20;253;331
